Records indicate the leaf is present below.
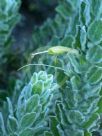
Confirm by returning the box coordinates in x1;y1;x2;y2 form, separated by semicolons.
83;84;101;99
82;0;91;26
57;125;65;136
44;131;53;136
30;72;38;84
56;70;69;87
71;75;81;90
7;97;13;116
80;26;86;51
88;20;102;44
90;0;102;19
44;75;53;89
0;0;20;45
97;97;102;114
19;128;33;136
69;0;80;10
7;115;18;133
86;45;102;63
55;103;61;123
68;54;81;73
48;36;60;46
33;126;47;136
20;112;36;129
17;84;32;111
32;81;44;94
61;35;75;48
26;94;40;113
49;116;59;136
38;71;47;80
0;112;6;135
56;3;72;19
67;110;85;125
83;113;100;131
85;66;102;84
84;131;92;136
55;103;68;126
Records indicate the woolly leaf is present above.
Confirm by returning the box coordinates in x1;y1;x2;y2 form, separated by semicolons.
56;103;68;126
7;115;18;133
86;45;102;63
0;0;21;45
85;66;102;84
90;0;102;19
83;113;100;131
49;116;59;136
19;128;34;136
83;0;91;26
32;81;44;94
97;97;102;114
84;131;92;136
80;26;86;51
71;75;81;90
44;131;53;136
69;0;80;10
26;94;40;113
32;126;47;136
67;110;85;125
61;35;74;48
0;112;6;135
68;54;81;73
20;112;36;129
88;20;102;44
30;72;38;84
56;4;72;19
7;97;13;116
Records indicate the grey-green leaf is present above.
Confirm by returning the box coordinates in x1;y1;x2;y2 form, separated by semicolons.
19;128;34;136
0;112;6;135
88;20;102;44
20;112;36;129
80;26;86;51
7;97;13;116
26;94;40;113
49;116;59;136
44;131;53;136
85;66;102;84
67;110;85;125
7;115;18;133
83;113;100;131
86;45;102;63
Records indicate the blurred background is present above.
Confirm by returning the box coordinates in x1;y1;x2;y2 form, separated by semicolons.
0;0;58;105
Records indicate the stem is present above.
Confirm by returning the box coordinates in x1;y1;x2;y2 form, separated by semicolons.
17;63;65;72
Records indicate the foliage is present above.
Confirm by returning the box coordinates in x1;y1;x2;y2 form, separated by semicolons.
0;0;21;46
31;0;102;135
0;0;102;136
0;0;22;107
0;71;58;136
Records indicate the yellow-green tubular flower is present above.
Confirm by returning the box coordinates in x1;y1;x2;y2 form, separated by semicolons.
48;46;79;55
32;46;79;57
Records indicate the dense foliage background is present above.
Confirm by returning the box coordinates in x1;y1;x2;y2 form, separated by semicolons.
0;0;102;136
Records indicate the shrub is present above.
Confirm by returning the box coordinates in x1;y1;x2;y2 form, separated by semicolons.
0;0;102;136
